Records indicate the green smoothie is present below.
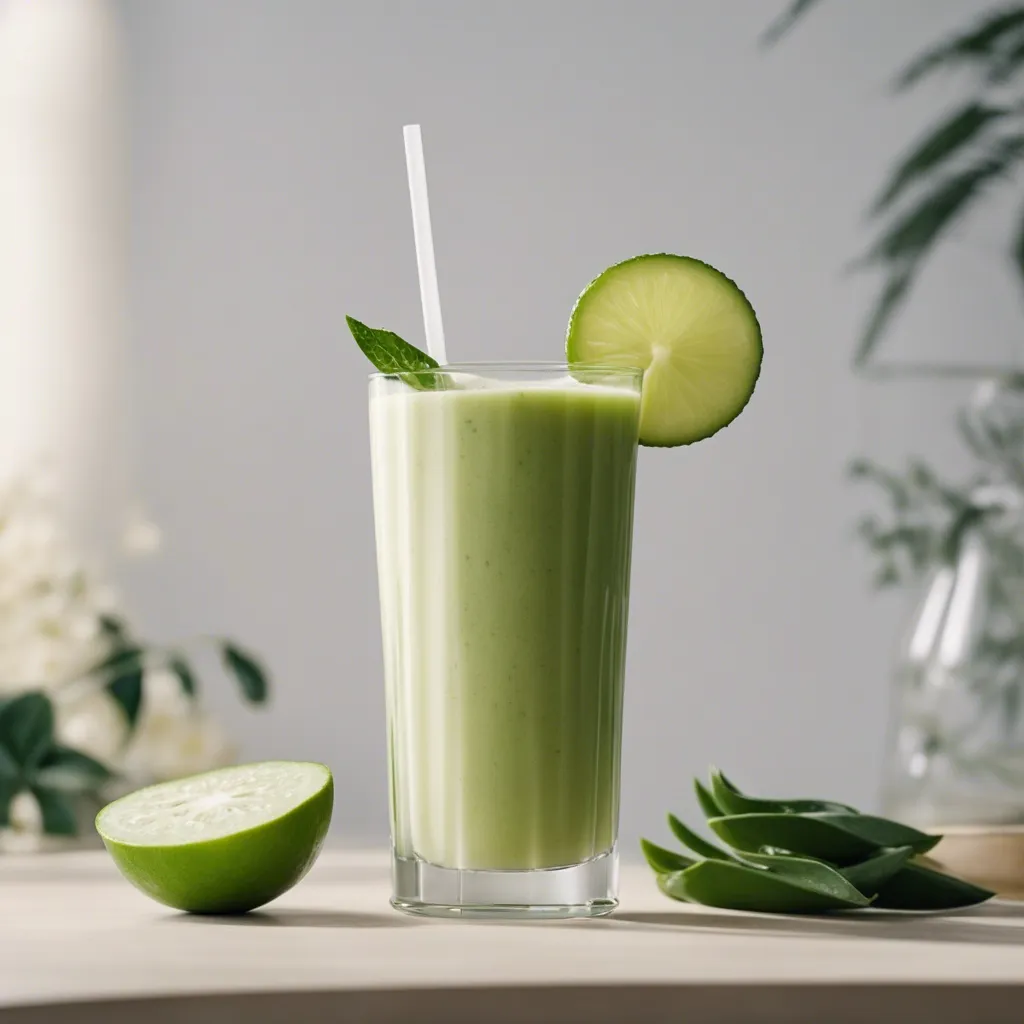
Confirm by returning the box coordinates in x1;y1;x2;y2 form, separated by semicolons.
370;371;640;871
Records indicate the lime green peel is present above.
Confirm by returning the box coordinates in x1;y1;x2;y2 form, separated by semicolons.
96;761;334;914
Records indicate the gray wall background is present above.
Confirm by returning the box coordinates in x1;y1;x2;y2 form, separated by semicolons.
116;0;1020;848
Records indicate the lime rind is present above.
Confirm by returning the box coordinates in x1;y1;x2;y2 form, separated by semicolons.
96;761;334;914
566;254;763;447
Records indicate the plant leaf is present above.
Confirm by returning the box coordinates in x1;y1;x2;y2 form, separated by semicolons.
640;838;695;874
710;768;858;816
850;121;1024;364
0;693;54;772
838;846;917;896
694;778;725;819
31;787;78;836
169;655;197;698
895;7;1024;90
865;137;1024;269
221;643;269;703
90;645;147;680
0;778;18;827
988;31;1024;83
907;459;967;511
738;849;872;904
346;316;441;390
761;0;824;47
1004;681;1022;737
872;862;993;909
107;669;144;729
660;859;869;913
656;870;692;901
708;813;939;865
872;103;1007;213
35;746;112;794
98;615;131;641
668;812;736;861
0;743;18;780
849;457;912;510
1013;199;1024;296
854;268;917;367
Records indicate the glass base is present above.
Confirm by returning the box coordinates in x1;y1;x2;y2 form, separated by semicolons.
391;848;618;919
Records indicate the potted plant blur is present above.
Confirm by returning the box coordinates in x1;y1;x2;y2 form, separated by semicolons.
0;471;269;851
770;1;1024;896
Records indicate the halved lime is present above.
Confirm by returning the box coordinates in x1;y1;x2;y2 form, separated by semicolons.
566;254;762;446
96;761;333;914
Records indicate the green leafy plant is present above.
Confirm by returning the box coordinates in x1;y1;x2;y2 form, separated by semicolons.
853;376;1024;584
93;615;268;729
769;2;1024;368
851;454;986;589
0;472;271;840
0;693;111;835
764;3;1024;584
765;5;1024;810
0;622;269;837
642;769;993;913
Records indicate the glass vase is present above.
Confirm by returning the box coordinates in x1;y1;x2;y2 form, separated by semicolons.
882;377;1024;828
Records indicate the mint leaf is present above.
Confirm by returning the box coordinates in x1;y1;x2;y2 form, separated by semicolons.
648;770;994;915
663;859;870;913
839;846;916;896
710;768;857;816
709;811;937;865
738;849;872;905
668;812;736;862
346;315;441;390
871;862;993;910
694;778;725;819
640;838;695;874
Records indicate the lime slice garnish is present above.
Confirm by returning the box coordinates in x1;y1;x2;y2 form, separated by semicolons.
566;254;762;446
96;761;333;914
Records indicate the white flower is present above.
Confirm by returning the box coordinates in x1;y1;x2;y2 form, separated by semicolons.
0;470;239;839
0;792;46;853
53;686;128;764
0;471;114;692
55;671;239;786
0;791;83;853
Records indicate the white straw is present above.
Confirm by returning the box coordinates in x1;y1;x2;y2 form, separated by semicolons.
403;125;447;365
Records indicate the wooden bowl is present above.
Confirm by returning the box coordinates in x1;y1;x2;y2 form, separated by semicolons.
928;825;1024;900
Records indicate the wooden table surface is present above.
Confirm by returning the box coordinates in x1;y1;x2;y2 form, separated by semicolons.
1;848;1023;1023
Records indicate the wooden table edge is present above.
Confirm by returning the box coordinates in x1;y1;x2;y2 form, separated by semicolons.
2;981;1024;1024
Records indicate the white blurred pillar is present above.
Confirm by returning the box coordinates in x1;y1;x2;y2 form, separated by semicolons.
0;0;130;560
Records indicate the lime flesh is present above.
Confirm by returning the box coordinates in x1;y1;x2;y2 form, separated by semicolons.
96;761;334;914
566;254;762;446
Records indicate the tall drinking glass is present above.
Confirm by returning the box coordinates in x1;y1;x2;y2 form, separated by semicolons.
369;363;642;917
